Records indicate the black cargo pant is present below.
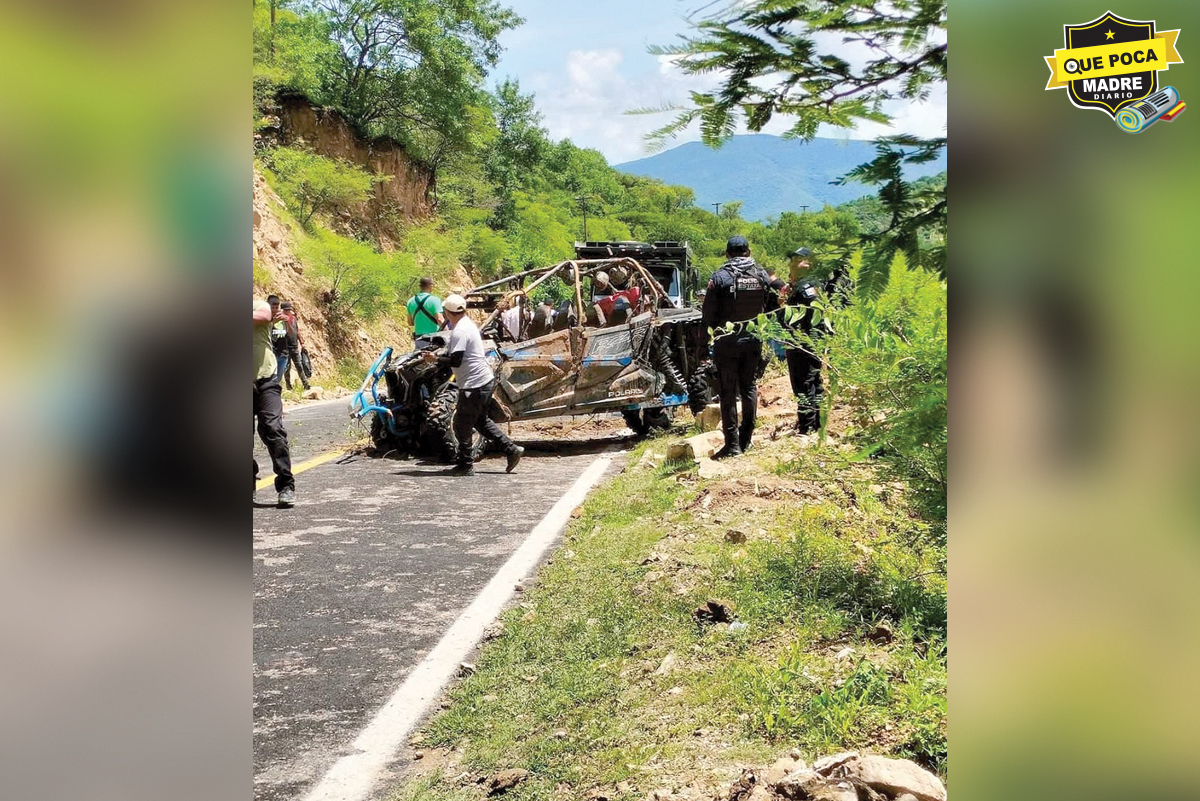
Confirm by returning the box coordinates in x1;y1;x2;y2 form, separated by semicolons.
453;379;516;467
786;347;823;433
254;376;294;492
714;337;761;450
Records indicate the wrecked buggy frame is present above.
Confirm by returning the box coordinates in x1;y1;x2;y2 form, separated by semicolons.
350;256;716;460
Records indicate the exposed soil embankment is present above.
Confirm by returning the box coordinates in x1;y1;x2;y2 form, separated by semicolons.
253;169;407;378
253;167;475;389
261;93;435;246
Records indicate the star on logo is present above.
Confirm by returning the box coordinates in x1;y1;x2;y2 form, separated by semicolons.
1105;30;1115;40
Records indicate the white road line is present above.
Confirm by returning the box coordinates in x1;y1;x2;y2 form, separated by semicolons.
302;452;617;801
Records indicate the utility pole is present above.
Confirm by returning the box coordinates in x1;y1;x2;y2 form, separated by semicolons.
799;205;809;215
711;202;722;217
575;195;591;241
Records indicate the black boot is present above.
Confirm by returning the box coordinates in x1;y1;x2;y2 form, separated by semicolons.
713;433;742;460
739;425;753;453
713;443;742;460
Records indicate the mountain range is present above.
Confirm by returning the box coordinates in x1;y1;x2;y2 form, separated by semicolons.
614;134;946;222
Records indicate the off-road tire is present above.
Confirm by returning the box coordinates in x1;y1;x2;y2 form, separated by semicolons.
645;407;672;430
686;367;714;414
622;408;671;436
369;410;392;453
621;409;650;436
422;382;460;463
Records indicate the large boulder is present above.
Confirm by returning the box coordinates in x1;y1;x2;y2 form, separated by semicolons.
695;403;723;432
822;755;946;801
772;770;857;801
687;430;726;459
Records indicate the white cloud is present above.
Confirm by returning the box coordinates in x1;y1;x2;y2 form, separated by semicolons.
524;43;945;164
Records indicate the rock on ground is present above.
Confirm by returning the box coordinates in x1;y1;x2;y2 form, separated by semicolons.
687;430;726;459
729;751;946;801
486;768;530;795
830;755;946;801
771;770;857;801
695;403;723;432
666;441;696;462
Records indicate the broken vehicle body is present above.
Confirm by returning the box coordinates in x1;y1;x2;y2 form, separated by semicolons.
350;244;716;459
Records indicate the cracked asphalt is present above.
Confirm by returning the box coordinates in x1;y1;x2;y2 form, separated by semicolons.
253;398;625;801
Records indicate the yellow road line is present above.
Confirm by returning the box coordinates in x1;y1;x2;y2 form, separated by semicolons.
256;448;346;491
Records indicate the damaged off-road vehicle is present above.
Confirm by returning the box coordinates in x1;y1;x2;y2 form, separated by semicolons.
350;246;717;460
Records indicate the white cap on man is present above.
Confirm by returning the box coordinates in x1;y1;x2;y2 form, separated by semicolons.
595;271;610;288
443;294;467;313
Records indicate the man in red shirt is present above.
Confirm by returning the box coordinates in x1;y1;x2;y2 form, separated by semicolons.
593;286;642;327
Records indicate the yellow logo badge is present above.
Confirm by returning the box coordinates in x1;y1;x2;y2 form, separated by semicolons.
1045;11;1185;132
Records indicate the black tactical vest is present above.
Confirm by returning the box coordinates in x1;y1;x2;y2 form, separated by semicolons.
786;279;820;307
722;260;768;323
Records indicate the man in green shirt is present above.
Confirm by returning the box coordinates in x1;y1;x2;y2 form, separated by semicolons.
406;277;445;337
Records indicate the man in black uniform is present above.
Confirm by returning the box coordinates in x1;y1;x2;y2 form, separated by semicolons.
781;247;826;434
701;235;784;459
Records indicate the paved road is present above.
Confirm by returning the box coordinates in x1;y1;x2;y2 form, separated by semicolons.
253;399;625;801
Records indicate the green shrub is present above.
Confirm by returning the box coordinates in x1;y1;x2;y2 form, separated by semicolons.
396;222;470;286
466;225;513;282
264;147;384;229
827;255;947;524
295;229;416;327
748;252;946;525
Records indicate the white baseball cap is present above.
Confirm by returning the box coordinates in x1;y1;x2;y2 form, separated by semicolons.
443;294;467;313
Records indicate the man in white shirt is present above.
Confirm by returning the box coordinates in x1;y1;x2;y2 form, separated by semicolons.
422;294;524;475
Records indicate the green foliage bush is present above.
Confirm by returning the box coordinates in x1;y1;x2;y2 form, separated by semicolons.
295;228;416;324
465;226;513;282
747;252;946;526
265;147;384;229
827;255;947;524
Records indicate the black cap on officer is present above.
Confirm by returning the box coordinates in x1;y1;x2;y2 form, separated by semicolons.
726;235;750;256
786;247;812;259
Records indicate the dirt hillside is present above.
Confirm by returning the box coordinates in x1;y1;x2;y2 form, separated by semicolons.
252;169;474;386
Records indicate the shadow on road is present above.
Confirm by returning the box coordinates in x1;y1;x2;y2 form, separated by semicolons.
515;437;635;456
337;435;639;467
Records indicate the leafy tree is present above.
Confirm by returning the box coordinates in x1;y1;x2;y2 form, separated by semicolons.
309;0;520;158
253;0;338;114
642;0;946;294
484;79;550;226
826;254;946;523
466;225;513;281
756;207;860;276
266;146;385;229
508;193;574;268
837;136;945;295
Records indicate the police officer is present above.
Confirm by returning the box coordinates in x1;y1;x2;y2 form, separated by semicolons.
701;235;784;459
781;247;826;434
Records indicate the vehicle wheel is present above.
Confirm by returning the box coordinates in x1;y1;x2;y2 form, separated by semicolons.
622;408;670;436
422;382;460;462
686;368;714;414
369;411;391;452
621;409;650;436
645;407;672;430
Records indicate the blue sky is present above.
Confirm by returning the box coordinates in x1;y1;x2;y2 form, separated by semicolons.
489;0;947;165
